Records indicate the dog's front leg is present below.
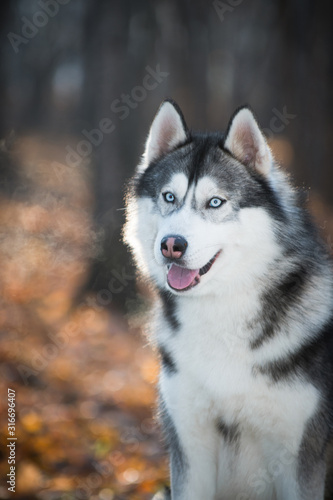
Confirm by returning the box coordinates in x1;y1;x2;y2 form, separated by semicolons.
274;458;326;500
159;379;218;500
166;411;218;500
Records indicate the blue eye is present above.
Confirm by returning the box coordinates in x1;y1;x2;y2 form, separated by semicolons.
163;192;175;203
208;197;224;208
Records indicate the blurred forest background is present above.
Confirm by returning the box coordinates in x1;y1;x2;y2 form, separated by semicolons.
1;0;333;499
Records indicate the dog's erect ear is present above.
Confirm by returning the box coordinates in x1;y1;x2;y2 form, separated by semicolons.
224;107;272;176
143;100;188;166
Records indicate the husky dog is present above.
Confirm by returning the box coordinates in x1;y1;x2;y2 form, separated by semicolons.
124;100;333;500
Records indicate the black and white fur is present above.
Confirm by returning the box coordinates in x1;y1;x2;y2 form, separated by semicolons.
124;99;333;500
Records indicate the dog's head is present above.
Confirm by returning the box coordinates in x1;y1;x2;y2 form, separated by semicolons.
124;100;288;296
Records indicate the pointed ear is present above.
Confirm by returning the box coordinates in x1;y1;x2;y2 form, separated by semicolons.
143;100;188;166
224;107;273;176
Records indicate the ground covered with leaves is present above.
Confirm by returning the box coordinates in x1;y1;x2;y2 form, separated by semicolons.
0;138;167;500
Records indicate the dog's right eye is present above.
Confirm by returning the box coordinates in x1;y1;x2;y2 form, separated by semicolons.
163;192;175;203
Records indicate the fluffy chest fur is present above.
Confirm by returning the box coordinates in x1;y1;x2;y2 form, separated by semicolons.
157;292;319;445
157;294;320;498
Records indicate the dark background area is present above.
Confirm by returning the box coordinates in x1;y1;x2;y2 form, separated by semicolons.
1;1;333;499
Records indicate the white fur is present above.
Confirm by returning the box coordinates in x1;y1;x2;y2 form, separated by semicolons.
159;292;319;499
124;106;330;499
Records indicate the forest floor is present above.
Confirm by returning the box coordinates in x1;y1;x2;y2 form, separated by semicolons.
0;137;167;500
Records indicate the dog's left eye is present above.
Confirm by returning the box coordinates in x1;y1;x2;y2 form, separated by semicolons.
208;197;225;208
163;192;175;203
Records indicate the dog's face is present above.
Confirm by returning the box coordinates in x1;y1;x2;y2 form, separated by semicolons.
125;100;285;296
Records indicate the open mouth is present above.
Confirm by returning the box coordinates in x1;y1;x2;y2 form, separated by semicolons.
167;251;221;292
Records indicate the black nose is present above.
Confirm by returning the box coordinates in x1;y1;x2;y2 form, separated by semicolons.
161;235;188;259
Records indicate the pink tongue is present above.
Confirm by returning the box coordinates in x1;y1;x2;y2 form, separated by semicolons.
167;264;200;290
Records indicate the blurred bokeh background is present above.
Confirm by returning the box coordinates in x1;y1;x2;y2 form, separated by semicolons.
1;1;333;499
